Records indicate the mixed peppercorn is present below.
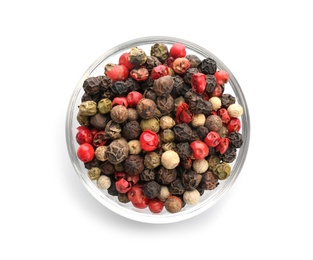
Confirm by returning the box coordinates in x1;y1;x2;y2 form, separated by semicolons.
75;42;244;214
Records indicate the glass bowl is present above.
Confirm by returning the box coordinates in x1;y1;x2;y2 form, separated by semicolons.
66;36;250;224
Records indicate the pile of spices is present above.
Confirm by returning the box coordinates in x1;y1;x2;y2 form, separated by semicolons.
75;42;244;214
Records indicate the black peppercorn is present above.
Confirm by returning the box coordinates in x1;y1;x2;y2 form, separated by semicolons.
221;93;236;108
156;166;177;185
196;126;209;140
97;75;112;92
136;98;157;119
140;76;154;91
111;81;128;96
200;171;219;190
125;77;140;91
228;132;243;148
184;90;212;115
143;88;157;102
182;170;202;190
169;178;185;195
99;161;116;175
106;138;129;164
83;76;101;95
156;95;174;115
173;123;196;142
176;142;192;160
170;75;184;98
107;178;118;196
186;54;202;68
84;157;101;170
198;57;217;75
145;56;161;71
153;75;174;97
183;68;199;85
143;181;161;199
140;169;156;182
206;75;216;93
124;155;144;176
221;144;237;163
104;120;122;140
122;121;141;140
90;113;110;130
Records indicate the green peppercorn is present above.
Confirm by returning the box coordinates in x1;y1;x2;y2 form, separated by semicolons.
129;47;147;66
98;98;112;114
150;43;169;62
79;100;97;116
218;125;228;138
207;154;221;171
213;162;231;180
161;129;175;143
88;167;101;180
140;117;160;133
144;152;160;169
76;111;90;126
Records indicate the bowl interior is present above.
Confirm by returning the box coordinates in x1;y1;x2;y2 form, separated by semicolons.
66;36;250;224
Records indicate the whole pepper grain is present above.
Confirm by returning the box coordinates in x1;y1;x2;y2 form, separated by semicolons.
156;166;177;185
104;120;122;140
124;154;144;175
95;146;108;161
127;140;142;154
127;108;139;121
129;47;147;66
196;126;209;140
77;111;90;126
136;98;157;119
152;75;174;97
118;192;130;203
143;181;161;199
191;113;206;128
157;185;171;202
221;93;236;108
209;97;222;110
161;129;175;143
164;196;182;213
182;170;202;190
79;100;97;116
171;75;185;98
140;117;160;133
213;162;231;180
159;115;175;130
84;157;101;170
99;161;116;175
140;169;156;182
218;125;228;138
150;43;169;62
186;54;202;68
144;152;160;169
145;56;162;71
110;105;129;124
169;178;185;195
97;175;111;190
111;81;128;96
198;57;217;75
207;154;221;171
97;98;112;114
228;132;243;148
161;150;180;170
205;115;223;132
206;75;217;93
143;88;157;101
176;142;192;160
88;167;101;180
173;123;195;142
183;189;200;205
83;76;101;95
106;138;129;165
125;77;140;91
122;121;141;140
192;159;209;174
156;95;174;115
184;68;199;85
90;113;110;130
107;178;119;196
200;171;219;190
98;75;112;92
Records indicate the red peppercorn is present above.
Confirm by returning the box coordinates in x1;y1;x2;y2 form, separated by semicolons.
191;72;206;94
216;138;229;155
165;56;175;69
77;143;94;162
227;118;241;133
126;91;143;107
217;108;231;124
76;126;93;145
112;97;128;107
127;186;145;204
130;67;149;82
139;130;159;152
151;64;170;80
214;70;229;85
126;174;140;186
148;199;164;213
190;141;209;160
115;172;127;180
119;52;135;70
211;85;223;97
105;64;129;82
176;102;193;124
93;131;107;147
204;131;221;147
132;196;150;209
170;43;186;59
173;57;190;74
115;178;132;193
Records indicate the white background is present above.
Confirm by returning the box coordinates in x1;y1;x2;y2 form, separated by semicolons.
1;1;312;259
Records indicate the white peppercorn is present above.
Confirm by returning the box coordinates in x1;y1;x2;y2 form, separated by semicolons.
191;113;206;128
94;146;108;161
159;115;176;130
209;97;222;110
227;104;243;118
183;189;200;205
192;159;209;174
128;140;142;154
97;175;111;190
161;150;180;170
157;185;171;202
